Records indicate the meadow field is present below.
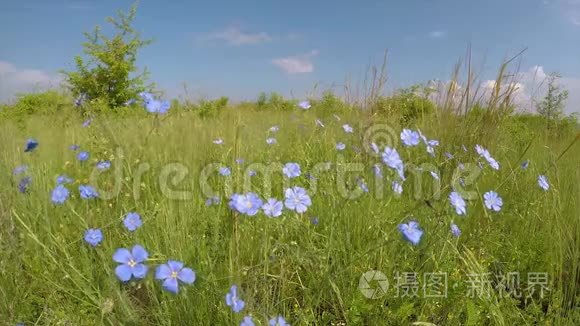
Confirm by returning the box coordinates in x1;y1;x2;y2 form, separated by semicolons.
0;94;578;325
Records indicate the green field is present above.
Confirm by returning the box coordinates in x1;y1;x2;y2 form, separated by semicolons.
0;100;579;325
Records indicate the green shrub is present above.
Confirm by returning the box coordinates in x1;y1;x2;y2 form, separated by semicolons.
374;85;436;125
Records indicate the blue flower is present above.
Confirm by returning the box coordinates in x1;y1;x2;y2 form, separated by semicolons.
248;170;257;177
70;144;80;151
336;142;346;151
240;316;255;326
84;228;103;247
13;165;28;175
521;160;529;170
357;178;369;192
139;92;154;102
225;285;245;313
373;164;382;176
284;186;312;213
538;175;549;191
82;119;92;128
262;198;283;217
298;100;311;109
18;176;32;193
430;171;439;180
230;193;263;216
398;220;423;245
342;124;353;133
450;223;461;237
79;185;98;199
269;316;289;326
400;129;420;147
392;181;403;194
205;196;221;206
381;147;405;180
236;158;245;164
56;175;73;184
96;161;111;171
51;185;70;204
77;151;89;162
266;137;277;145
282;162;301;178
113;245;149;282
219;167;231;176
483;191;502;212
475;144;499;170
425;139;439;156
123;212;142;232
213;138;224;145
449;191;466;215
155;260;196;294
144;96;170;114
24;138;38;152
311;216;319;225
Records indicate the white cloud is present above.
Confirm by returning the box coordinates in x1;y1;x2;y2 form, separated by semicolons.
201;26;271;46
429;30;447;38
271;50;319;74
0;61;62;102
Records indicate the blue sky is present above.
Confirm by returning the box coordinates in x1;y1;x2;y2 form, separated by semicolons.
1;0;579;113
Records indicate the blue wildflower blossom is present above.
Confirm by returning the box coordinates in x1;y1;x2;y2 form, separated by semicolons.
82;119;92;128
336;142;346;151
538;175;549;191
225;285;245;313
382;147;405;180
123;212;142;232
262;198;283;217
79;185;98;199
449;191;467;215
450;223;461;237
230;193;263;216
113;245;149;282
269;316;289;326
266;137;277;145
24;138;38;152
84;228;103;247
284;186;312;213
483;191;503;212
248;170;257;177
77;151;89;162
241;316;255;326
205;196;221;206
219;167;231;176
18;176;32;193
398;220;423;245
70;144;80;151
236;158;245;164
51;185;70;204
400;129;420;147
342;124;353;133
521;160;529;170
13;165;28;175
282;162;301;178
56;175;73;184
357;178;369;192
96;161;111;171
155;260;196;294
213;138;224;145
298;100;311;109
392;181;403;194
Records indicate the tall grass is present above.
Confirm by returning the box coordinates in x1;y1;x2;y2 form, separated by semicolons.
0;93;578;325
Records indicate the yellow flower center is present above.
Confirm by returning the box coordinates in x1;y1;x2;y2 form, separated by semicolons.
171;271;178;279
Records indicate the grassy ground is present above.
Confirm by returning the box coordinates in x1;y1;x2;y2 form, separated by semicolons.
0;104;578;325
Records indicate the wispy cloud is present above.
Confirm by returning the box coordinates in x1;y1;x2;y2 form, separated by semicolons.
0;61;62;102
429;30;447;38
200;26;272;46
271;50;319;74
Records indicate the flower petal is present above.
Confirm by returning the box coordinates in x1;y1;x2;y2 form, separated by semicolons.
115;264;133;282
162;277;179;294
132;263;148;279
112;248;132;264
177;268;196;284
131;245;148;262
167;260;184;272
155;264;172;280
